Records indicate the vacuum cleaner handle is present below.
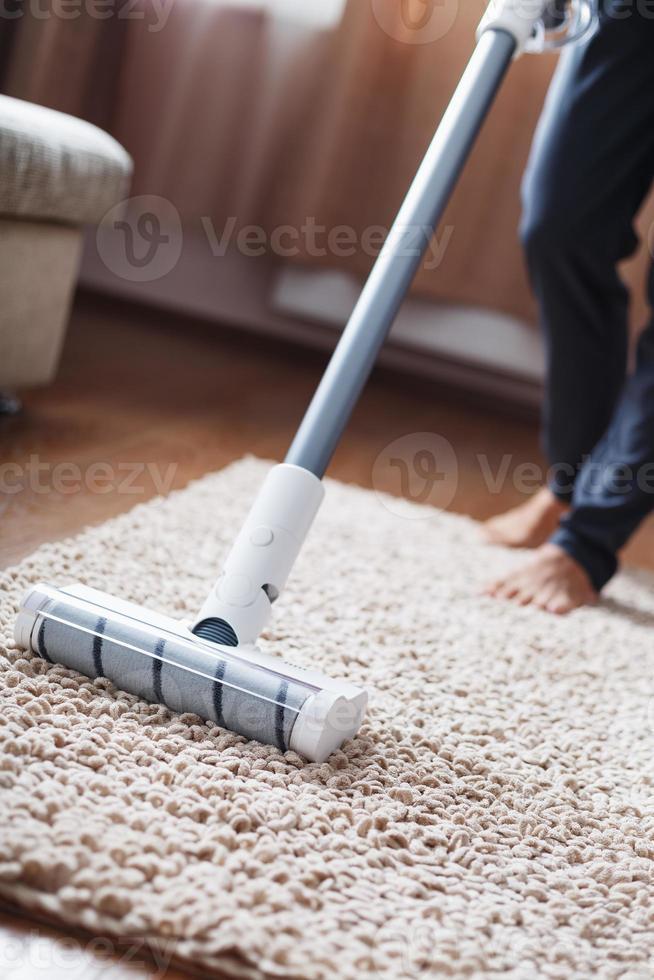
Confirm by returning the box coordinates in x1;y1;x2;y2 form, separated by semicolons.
193;0;593;649
284;2;547;479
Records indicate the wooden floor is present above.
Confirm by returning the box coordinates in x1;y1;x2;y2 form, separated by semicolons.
2;291;654;978
3;292;654;571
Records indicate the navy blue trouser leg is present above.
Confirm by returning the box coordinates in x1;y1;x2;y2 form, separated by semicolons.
552;316;654;590
521;2;654;590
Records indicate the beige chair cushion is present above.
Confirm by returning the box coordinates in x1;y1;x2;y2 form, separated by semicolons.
0;95;132;226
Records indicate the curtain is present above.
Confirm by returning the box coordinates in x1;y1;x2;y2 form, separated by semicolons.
275;0;557;321
3;0;652;326
111;0;560;321
0;1;128;128
280;0;654;328
113;0;332;226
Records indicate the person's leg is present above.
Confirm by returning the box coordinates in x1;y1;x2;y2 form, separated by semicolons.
484;4;654;548
488;265;654;614
551;297;654;594
482;487;568;548
486;321;654;608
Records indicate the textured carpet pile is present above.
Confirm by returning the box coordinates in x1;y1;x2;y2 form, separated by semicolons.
1;458;653;979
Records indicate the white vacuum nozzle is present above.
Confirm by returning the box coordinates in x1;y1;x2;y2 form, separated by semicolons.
14;582;367;764
191;464;326;647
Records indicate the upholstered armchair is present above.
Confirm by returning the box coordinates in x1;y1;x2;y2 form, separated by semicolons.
0;95;131;406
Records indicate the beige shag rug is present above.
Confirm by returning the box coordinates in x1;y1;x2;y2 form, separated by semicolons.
1;458;653;980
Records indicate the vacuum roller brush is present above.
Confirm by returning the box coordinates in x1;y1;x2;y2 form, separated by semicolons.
15;583;367;763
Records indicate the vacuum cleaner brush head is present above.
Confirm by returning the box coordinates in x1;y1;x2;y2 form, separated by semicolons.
15;583;367;763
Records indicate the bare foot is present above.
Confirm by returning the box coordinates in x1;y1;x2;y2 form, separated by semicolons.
482;487;568;549
484;543;598;615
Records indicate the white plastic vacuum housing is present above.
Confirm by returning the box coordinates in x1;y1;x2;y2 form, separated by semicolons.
478;0;554;54
192;464;325;645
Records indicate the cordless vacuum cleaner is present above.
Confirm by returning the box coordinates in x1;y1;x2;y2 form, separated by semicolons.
14;0;597;762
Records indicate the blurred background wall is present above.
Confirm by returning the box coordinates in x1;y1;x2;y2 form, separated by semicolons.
2;0;653;396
